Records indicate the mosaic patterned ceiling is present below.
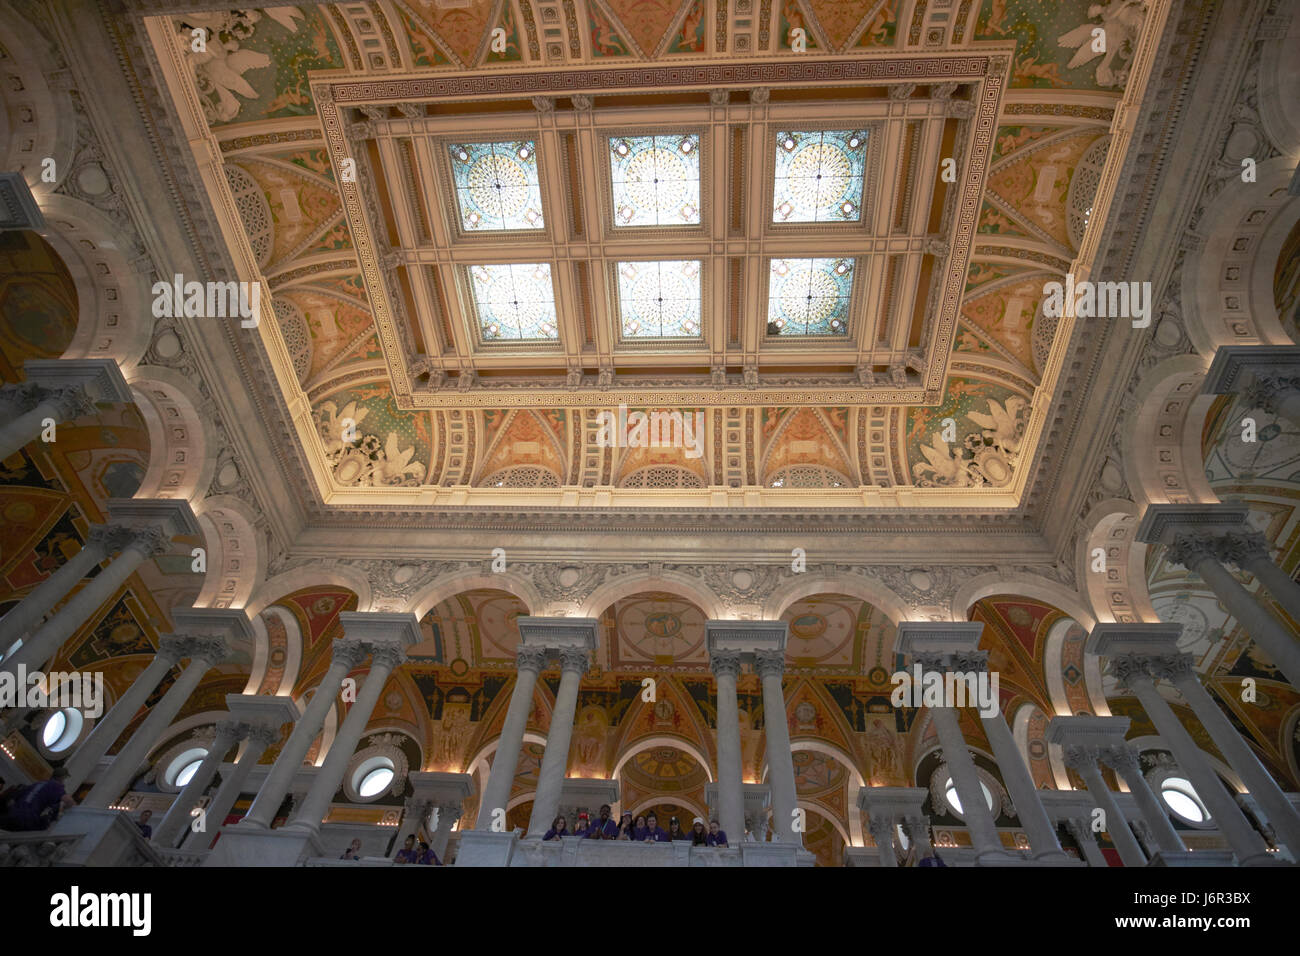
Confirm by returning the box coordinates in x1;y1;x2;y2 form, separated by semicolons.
140;0;1154;508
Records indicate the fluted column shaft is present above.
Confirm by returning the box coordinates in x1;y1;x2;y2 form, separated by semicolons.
1115;657;1269;861
1168;535;1300;689
1067;747;1147;866
153;721;244;846
0;384;96;462
183;725;278;849
476;647;546;829
756;651;799;844
1100;746;1186;854
527;647;588;837
924;677;1002;856
1238;551;1300;639
3;528;167;677
1165;658;1300;855
710;651;744;845
83;637;227;808
286;643;406;833
0;527;118;649
430;803;460;860
66;641;184;789
241;640;367;829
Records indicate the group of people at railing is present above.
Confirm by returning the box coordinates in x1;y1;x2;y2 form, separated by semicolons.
542;804;729;846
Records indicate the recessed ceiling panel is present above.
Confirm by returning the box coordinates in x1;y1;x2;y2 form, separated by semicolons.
609;134;701;227
469;263;558;341
767;257;854;336
773;130;869;223
617;259;703;339
449;140;544;231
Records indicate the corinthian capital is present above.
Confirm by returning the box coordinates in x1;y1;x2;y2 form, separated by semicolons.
1062;743;1099;771
557;645;590;673
1243;373;1300;415
331;639;369;672
189;636;231;665
368;642;408;672
45;385;97;421
1164;533;1218;570
1146;652;1196;683
1099;745;1141;776
867;815;894;843
951;650;988;674
245;723;282;750
516;645;549;673
1206;530;1270;569
754;649;786;680
0;381;48;414
86;523;139;554
1108;653;1152;691
709;650;741;679
125;525;171;558
157;634;195;665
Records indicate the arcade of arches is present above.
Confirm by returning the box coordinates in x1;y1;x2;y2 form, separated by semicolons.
0;0;1298;868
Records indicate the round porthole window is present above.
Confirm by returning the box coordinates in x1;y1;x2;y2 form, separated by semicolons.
943;778;995;817
164;747;209;788
43;708;83;752
1160;776;1211;825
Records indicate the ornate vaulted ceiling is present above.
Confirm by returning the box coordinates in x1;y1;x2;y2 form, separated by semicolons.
135;0;1162;517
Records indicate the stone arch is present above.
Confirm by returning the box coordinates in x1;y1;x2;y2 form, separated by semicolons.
465;730;548;798
246;567;371;618
0;4;77;183
37;193;153;369
951;573;1096;632
246;603;302;698
407;570;542;621
193;495;264;612
763;571;908;626
1122;354;1219;507
578;571;724;620
1180;157;1298;354
788;737;866;845
1076;498;1158;627
798;800;852;850
125;365;217;502
1258;13;1300;155
611;734;715;784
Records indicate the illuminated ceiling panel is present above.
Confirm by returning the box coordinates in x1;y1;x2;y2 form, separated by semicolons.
617;259;703;339
609;134;701;227
449;140;544;231
773;130;869;223
767;258;854;336
469;263;558;341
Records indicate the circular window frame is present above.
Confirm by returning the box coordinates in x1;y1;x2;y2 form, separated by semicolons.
928;760;1006;822
343;735;410;804
160;746;210;793
1147;767;1214;829
35;706;90;760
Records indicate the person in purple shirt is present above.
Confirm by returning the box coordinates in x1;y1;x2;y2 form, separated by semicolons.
542;815;570;840
584;804;619;839
416;840;441;865
394;834;419;863
615;811;636;840
643;811;670;842
667;816;690;841
706;819;728;847
631;814;649;841
0;767;73;831
690;817;708;846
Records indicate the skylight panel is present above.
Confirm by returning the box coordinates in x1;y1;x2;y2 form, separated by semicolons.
772;130;868;223
767;258;854;336
449;141;544;231
609;134;701;227
617;260;703;339
469;263;558;341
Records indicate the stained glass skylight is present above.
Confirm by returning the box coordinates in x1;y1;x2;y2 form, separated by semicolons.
609;135;701;227
617;260;702;339
468;263;558;341
772;130;869;223
767;258;854;336
449;141;544;231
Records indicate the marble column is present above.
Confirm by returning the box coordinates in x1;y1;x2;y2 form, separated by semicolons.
527;645;589;837
285;639;409;833
0;360;131;462
755;649;799;844
958;652;1067;861
83;635;230;808
1111;654;1271;862
1063;744;1147;866
1161;653;1300;855
1223;532;1300;638
867;815;898;867
928;696;1003;857
65;634;189;789
403;771;473;859
395;794;433;851
902;815;936;865
182;722;281;849
2;528;168;677
709;649;745;845
1099;745;1186;854
153;720;245;847
1201;344;1300;425
475;646;547;829
1063;817;1109;867
431;801;462;861
240;639;368;829
0;524;133;651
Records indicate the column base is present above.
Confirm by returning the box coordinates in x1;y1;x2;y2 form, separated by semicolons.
1145;850;1236;867
201;825;323;867
49;808;163;867
454;829;520;867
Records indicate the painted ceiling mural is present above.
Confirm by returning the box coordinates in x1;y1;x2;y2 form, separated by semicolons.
139;0;1140;505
